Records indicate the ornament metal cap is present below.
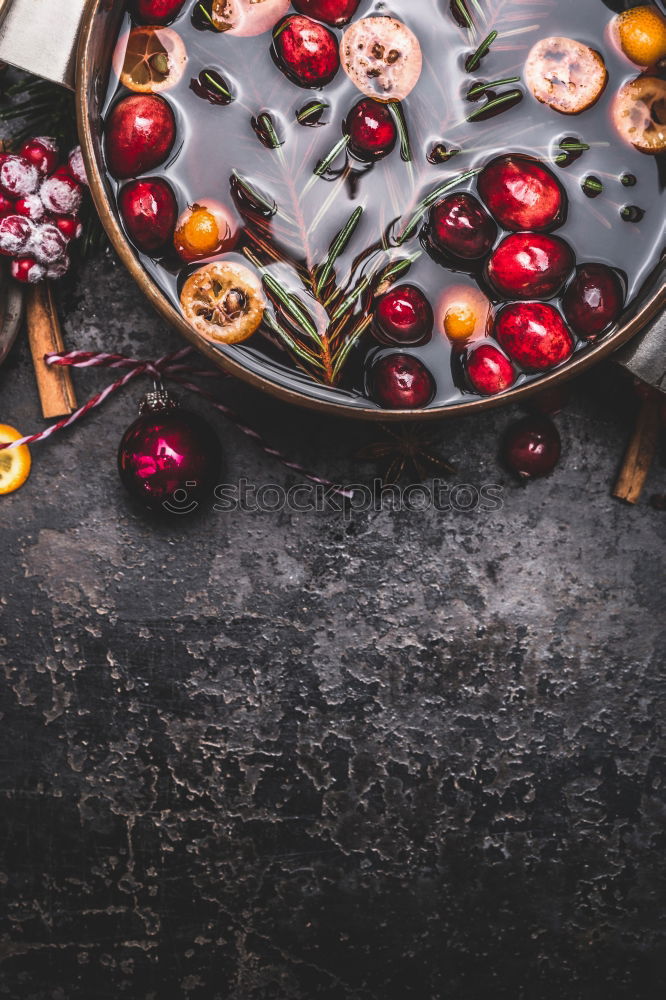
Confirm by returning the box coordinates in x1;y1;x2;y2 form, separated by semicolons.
139;378;179;414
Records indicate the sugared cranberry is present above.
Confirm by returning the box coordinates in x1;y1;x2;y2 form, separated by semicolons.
18;137;59;177
293;0;360;27
51;214;83;242
374;285;433;346
11;255;46;284
67;146;88;187
0;214;34;256
370;353;436;409
562;263;624;341
31;223;68;265
105;94;176;180
486;232;574;300
119;178;178;253
273;15;340;88
14;194;45;222
133;0;185;23
46;256;70;280
428;192;497;261
40;171;83;215
502;416;562;480
345;98;397;161
0;156;40;198
495;302;574;371
0;192;13;216
465;343;516;395
478;155;565;232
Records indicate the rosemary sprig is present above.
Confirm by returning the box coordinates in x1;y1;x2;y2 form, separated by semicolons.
467;76;520;99
396;169;481;244
465;89;523;122
314;135;350;178
262;274;322;345
388;103;413;163
465;30;497;72
315;207;364;297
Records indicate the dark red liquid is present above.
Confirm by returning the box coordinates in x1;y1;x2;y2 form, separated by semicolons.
102;0;665;411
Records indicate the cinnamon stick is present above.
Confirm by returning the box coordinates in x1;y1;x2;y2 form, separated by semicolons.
612;391;661;505
26;281;77;419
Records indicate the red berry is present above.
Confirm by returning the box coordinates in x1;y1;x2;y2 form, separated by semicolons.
31;223;68;265
478;155;565;232
11;256;46;284
370;353;435;409
273;15;340;88
132;0;186;23
345;98;397;161
0;155;40;198
374;284;433;346
47;255;70;280
502;416;561;480
0;192;15;216
14;194;45;222
119;178;178;253
40;172;83;215
465;343;516;395
562;263;624;341
105;94;176;180
51;214;83;242
18;137;59;177
486;232;574;300
429;193;497;261
68;146;88;187
495;302;574;372
292;0;360;27
0;214;34;256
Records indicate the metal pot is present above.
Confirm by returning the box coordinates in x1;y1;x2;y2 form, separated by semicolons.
1;0;664;420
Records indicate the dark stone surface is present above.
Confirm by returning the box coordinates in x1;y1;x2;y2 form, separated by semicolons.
0;248;665;999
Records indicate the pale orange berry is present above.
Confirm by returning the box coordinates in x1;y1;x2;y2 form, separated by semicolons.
615;5;666;67
438;285;491;344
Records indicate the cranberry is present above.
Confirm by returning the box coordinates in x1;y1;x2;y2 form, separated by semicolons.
292;0;360;27
345;98;397;161
18;137;59;177
502;416;562;480
374;285;433;346
119;178;178;253
68;146;88;187
495;302;574;372
562;263;624;341
370;353;436;409
0;192;13;216
0;155;40;198
11;256;46;284
14;195;44;222
31;223;68;265
105;94;176;180
0;214;34;256
132;0;185;23
478;155;565;232
273;15;340;88
486;232;574;300
429;192;497;261
51;214;83;242
39;172;83;215
465;343;516;395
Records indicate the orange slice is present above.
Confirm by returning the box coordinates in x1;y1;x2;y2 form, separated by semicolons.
113;26;187;94
180;261;266;344
0;424;31;495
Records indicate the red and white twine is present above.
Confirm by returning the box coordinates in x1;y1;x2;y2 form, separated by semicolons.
0;346;354;499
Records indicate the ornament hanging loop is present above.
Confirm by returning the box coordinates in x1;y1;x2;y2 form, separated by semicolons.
140;375;178;415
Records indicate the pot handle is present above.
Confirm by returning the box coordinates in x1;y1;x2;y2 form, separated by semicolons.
0;0;87;90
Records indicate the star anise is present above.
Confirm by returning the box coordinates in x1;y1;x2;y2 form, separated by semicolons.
355;423;456;485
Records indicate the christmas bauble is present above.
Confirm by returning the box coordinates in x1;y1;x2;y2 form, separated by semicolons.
118;389;221;510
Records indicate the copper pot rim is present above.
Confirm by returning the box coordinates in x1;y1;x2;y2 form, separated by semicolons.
76;1;666;423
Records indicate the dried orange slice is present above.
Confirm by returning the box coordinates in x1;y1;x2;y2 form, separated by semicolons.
612;76;666;154
340;17;423;103
614;5;666;68
525;37;608;115
0;424;31;495
180;261;266;345
113;26;187;94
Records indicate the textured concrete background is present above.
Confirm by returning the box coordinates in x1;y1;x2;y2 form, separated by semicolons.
0;248;665;999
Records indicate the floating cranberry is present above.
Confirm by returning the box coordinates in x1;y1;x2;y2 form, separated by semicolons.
465;343;516;395
133;0;185;23
478;155;565;232
119;177;178;253
345;98;397;161
14;194;45;222
18;137;59;177
0;155;40;198
293;0;360;27
429;192;497;261
0;214;34;256
105;94;176;179
374;285;433;346
39;170;83;215
370;353;435;409
495;302;574;371
11;255;46;284
562;263;624;340
502;416;561;480
486;232;574;300
273;15;340;88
